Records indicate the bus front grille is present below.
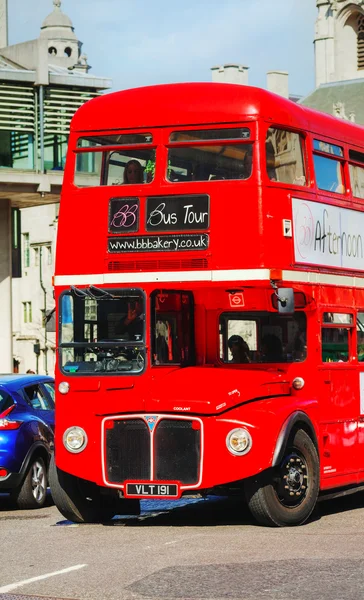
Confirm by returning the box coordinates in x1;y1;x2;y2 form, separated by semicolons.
105;417;201;485
106;419;150;483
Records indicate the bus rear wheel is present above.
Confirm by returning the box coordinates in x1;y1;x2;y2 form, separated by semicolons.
49;455;139;523
245;429;319;527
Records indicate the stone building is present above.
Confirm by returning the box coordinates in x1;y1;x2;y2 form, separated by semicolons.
0;0;111;373
301;0;364;123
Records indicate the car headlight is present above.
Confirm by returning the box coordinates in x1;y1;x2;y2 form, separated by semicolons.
63;426;88;453
226;428;252;456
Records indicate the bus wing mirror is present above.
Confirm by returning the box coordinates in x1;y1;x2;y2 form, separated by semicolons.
277;288;294;314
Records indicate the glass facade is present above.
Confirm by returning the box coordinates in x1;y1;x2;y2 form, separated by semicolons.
0;83;99;173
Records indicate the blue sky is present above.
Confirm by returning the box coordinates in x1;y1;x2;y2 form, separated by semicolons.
9;0;317;97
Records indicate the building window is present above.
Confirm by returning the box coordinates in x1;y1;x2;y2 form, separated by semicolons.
23;233;30;268
0;131;35;171
33;247;39;267
358;15;364;70
12;208;21;278
46;245;52;265
23;302;32;323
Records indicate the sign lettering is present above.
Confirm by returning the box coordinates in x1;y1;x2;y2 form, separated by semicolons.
108;233;209;253
292;198;364;271
146;195;209;232
126;483;178;497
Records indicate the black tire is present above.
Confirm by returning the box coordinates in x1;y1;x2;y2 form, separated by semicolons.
245;429;319;527
49;455;139;523
12;457;47;509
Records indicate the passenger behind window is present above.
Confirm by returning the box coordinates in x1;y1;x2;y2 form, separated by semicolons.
260;334;283;363
123;160;144;184
228;335;251;364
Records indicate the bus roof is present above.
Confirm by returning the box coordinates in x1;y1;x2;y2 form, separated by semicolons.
71;82;364;146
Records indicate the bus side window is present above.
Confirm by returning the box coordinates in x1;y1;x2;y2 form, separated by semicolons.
265;128;306;186
357;312;364;361
313;139;345;194
349;149;364;200
321;312;353;363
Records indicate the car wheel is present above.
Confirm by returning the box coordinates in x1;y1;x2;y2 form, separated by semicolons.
245;429;319;527
12;457;48;509
49;455;139;523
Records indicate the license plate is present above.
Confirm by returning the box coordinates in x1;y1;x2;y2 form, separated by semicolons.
125;483;179;498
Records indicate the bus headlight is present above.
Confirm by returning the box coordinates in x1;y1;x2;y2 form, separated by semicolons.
226;428;252;456
59;381;70;394
63;426;88;453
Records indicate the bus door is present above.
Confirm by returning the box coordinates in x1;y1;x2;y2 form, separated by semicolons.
319;311;358;481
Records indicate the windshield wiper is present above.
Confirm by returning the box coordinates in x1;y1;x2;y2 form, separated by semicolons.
88;286;116;299
70;285;89;297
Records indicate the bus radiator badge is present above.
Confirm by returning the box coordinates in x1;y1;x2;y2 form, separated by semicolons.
144;415;158;432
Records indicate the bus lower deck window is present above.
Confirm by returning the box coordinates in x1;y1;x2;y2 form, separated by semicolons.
219;311;307;364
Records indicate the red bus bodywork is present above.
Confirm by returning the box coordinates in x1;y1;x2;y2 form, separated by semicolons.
53;83;364;525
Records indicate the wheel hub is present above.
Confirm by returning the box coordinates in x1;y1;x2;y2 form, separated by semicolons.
31;461;45;502
276;452;308;506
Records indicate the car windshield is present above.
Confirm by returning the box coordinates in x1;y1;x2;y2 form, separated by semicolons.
60;288;145;375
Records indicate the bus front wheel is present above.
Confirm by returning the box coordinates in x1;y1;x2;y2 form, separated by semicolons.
49;455;139;523
245;429;319;527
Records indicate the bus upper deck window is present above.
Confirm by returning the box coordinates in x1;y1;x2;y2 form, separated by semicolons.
74;133;155;188
167;128;252;183
266;128;306;186
349;149;364;200
313;139;345;194
77;133;153;147
105;151;156;185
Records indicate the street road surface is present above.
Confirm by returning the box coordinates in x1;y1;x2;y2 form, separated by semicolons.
1;493;364;600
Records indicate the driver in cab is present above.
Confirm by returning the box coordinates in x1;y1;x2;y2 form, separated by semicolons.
117;300;144;341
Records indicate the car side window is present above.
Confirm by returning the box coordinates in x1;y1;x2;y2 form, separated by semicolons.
23;384;53;411
43;382;55;406
0;390;14;414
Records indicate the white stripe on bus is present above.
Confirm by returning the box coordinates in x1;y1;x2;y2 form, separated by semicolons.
54;269;364;287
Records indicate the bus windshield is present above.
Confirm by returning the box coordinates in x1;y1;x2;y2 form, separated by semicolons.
60;288;145;375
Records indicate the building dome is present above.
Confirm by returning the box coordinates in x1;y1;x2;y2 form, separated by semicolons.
41;0;74;32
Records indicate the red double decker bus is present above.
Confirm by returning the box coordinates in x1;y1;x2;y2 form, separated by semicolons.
50;82;364;526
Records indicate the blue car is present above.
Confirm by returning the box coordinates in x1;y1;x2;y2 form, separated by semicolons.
0;374;55;509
